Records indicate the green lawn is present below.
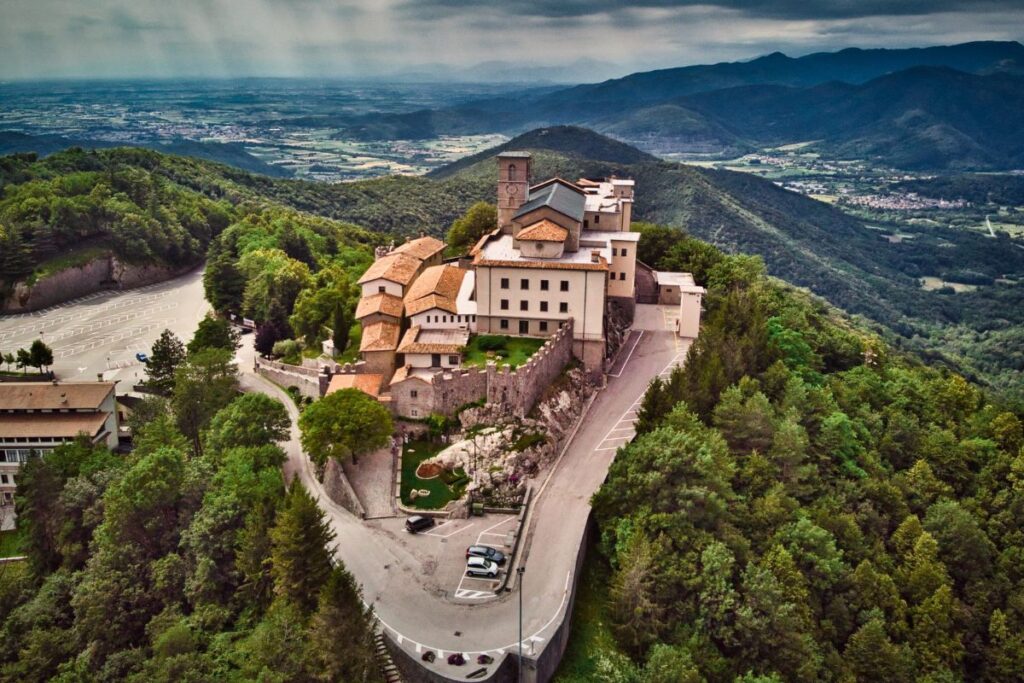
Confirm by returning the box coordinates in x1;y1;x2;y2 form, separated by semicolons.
462;335;545;370
400;440;468;510
0;528;25;558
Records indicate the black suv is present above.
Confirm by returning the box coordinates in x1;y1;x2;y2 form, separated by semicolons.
405;515;435;533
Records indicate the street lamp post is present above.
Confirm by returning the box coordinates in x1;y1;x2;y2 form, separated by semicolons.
517;566;525;683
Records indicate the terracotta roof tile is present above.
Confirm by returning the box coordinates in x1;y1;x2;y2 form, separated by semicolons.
517;219;568;242
357;253;422;286
404;265;467;316
326;373;384;398
355;292;404;320
391;236;445;261
0;382;114;411
359;321;401;353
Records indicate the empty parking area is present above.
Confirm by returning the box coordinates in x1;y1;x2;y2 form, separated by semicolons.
0;270;209;380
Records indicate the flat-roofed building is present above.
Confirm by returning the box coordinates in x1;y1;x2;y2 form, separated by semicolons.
397;326;469;370
0;381;119;506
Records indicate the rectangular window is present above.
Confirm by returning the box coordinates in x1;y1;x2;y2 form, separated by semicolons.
540;279;549;291
500;277;509;289
448;355;459;365
378;286;386;293
620;272;626;281
500;299;509;311
595;215;601;224
612;247;618;256
519;320;529;334
0;474;7;484
410;408;418;417
609;273;614;281
540;301;548;312
410;390;418;399
520;300;528;311
500;319;509;330
621;248;628;257
539;321;549;332
560;280;569;292
559;302;568;313
472;315;476;322
520;278;529;290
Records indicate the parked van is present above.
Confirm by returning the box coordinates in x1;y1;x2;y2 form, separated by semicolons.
405;515;435;533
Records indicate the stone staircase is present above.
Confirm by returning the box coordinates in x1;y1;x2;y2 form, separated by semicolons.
374;631;403;683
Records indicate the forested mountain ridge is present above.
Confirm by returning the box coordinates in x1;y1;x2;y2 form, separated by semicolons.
2;128;1023;399
559;228;1024;682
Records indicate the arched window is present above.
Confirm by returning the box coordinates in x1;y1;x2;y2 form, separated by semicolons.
508;164;517;181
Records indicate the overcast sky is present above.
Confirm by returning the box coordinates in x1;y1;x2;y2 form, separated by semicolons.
2;0;1022;81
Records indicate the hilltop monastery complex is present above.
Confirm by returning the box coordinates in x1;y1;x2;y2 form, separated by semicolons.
336;151;704;418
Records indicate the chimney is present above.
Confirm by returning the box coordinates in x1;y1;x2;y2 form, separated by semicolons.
591;250;601;263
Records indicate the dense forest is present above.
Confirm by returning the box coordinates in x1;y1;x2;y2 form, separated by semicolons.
557;227;1024;682
0;326;380;682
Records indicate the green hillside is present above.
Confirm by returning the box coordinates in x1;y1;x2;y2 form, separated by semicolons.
558;229;1024;682
3;129;1023;398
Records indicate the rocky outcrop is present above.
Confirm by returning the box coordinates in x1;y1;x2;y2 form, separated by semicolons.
426;367;597;507
2;254;194;313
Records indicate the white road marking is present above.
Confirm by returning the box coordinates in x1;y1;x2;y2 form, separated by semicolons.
608;330;643;377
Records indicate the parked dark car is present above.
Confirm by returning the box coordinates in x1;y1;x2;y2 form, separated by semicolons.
405;515;435;533
465;545;506;565
135;352;149;363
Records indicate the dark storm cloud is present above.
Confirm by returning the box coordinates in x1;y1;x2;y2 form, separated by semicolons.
1;0;1022;80
399;0;1015;21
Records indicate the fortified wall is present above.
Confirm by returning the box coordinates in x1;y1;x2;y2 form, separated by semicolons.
254;356;328;399
486;318;574;419
390;320;575;420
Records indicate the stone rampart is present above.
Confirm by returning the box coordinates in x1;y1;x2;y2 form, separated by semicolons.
254;357;323;399
486;319;574;418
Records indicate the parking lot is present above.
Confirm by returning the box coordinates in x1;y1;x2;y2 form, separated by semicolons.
379;513;517;603
0;269;209;382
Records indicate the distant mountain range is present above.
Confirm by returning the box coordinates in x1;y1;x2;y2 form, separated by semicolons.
337;41;1024;170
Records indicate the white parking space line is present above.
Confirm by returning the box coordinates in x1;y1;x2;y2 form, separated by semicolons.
423;521;471;539
608;330;643;378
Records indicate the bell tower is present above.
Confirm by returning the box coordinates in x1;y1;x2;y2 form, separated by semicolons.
497;151;531;232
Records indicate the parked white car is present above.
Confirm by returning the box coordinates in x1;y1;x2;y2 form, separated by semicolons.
465;556;499;578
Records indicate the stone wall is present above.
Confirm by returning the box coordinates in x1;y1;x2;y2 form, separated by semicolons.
487;319;574;418
254;357;323;399
389;367;488;420
2;254;193;313
322;457;366;518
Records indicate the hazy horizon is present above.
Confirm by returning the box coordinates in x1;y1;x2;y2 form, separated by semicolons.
2;0;1023;82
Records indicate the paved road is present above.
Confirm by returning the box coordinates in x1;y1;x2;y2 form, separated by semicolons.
238;304;687;680
0;269;210;384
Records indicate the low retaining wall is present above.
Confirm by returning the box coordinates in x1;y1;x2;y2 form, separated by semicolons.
323;457;366;519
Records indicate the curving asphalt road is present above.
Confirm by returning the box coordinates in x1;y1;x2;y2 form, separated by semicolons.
237;303;688;681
